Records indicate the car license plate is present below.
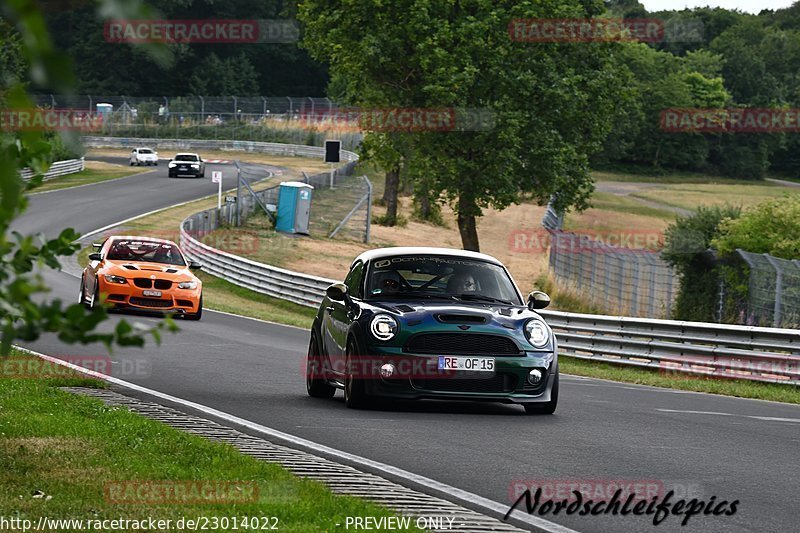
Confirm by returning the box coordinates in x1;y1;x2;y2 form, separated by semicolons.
438;356;495;372
142;290;162;297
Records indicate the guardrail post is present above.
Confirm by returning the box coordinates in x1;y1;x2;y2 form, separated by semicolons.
765;254;783;327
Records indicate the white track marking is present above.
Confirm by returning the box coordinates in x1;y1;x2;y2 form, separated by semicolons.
15;346;581;533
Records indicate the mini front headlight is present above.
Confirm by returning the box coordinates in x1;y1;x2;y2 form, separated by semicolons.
178;281;197;289
370;314;398;341
524;319;550;348
191;163;200;168
103;275;127;284
168;162;177;167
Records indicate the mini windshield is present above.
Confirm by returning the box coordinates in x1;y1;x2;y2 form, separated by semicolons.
174;154;198;161
138;148;153;154
365;255;521;305
106;239;186;266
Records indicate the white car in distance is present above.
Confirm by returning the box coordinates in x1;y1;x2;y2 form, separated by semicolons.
129;147;159;166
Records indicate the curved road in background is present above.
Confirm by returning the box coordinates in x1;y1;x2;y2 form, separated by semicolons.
14;154;800;533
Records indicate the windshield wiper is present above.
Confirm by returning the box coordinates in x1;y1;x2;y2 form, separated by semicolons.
379;292;456;300
455;294;514;305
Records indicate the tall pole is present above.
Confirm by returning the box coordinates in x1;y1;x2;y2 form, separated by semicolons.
236;165;242;226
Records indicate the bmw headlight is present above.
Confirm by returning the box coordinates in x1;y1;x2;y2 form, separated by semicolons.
177;281;197;289
370;314;398;341
104;275;127;284
524;318;550;348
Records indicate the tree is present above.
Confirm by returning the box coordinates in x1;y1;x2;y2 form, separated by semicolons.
0;0;175;354
300;0;625;250
713;196;800;259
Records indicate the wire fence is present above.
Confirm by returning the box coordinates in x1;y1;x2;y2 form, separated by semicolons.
544;204;678;318
234;159;372;243
731;250;800;328
32;95;363;149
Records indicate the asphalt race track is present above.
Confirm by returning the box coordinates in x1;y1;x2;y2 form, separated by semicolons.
15;156;800;533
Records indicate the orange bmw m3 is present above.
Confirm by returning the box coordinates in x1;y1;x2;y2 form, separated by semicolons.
79;236;203;320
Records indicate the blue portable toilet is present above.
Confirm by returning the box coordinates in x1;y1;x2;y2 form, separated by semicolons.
96;103;113;119
276;181;314;234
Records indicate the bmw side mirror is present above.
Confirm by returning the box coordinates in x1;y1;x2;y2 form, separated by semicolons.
88;252;102;262
527;290;551;310
189;261;202;270
326;283;348;302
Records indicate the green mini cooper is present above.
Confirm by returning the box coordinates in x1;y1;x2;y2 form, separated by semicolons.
306;247;558;414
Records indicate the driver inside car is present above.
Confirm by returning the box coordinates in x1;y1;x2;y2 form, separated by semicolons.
372;271;402;294
447;271;478;294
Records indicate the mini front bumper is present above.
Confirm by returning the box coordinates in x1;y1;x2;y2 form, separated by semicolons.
352;349;557;404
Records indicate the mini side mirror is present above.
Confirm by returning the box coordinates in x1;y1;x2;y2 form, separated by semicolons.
527;290;551;310
189;261;202;270
326;283;348;302
88;252;102;262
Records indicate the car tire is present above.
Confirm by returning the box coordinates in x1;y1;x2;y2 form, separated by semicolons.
86;278;100;309
344;337;369;409
185;295;203;321
129;160;134;166
523;373;558;415
78;277;87;307
306;330;335;398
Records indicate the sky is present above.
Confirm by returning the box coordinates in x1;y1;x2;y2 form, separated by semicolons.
641;0;795;13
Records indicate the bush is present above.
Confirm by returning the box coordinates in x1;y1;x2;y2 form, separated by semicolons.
713;195;800;259
662;204;742;321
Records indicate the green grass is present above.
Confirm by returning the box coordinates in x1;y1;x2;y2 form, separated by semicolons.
592;169;768;184
198;272;316;328
560;355;800;404
629;183;796;212
582;191;679;221
31;167;144;193
0;351;422;532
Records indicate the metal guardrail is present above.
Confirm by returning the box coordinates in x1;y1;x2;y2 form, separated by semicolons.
541;310;800;385
178;212;800;385
82;136;359;162
19;157;85;181
180;207;335;308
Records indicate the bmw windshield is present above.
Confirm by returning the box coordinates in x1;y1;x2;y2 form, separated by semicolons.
365;255;522;305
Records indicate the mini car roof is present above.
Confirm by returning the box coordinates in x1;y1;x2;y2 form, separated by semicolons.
352;247;504;268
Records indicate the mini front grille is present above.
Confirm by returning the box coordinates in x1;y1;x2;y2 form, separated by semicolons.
133;278;152;289
412;373;517;393
405;333;520;355
436;314;486;324
129;297;172;308
154;279;172;290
